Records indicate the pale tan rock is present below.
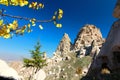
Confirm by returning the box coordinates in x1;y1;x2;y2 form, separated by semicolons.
73;24;104;51
43;52;47;59
55;33;71;56
0;59;21;80
33;69;46;80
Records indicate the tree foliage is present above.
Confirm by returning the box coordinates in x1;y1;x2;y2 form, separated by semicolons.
0;0;63;39
23;42;47;73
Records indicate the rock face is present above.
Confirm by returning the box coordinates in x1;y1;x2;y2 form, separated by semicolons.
33;69;46;80
54;25;105;59
73;24;104;51
0;59;21;80
55;33;71;57
92;20;120;70
72;24;105;58
113;0;120;18
86;1;120;79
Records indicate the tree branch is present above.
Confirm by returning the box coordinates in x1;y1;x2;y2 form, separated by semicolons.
0;13;53;23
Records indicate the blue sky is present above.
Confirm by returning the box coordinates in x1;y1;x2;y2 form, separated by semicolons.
0;0;117;61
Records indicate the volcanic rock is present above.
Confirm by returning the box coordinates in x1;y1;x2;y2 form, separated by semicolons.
0;59;22;80
72;24;105;58
33;69;46;80
55;33;72;57
91;19;120;72
73;24;104;51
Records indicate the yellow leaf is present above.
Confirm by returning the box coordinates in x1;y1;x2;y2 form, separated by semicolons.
28;24;31;28
7;24;12;29
58;9;63;20
52;16;56;20
58;14;63;20
56;24;62;28
0;20;3;26
32;23;36;26
59;9;63;14
16;29;21;34
33;2;37;6
3;34;11;39
12;20;18;30
39;25;43;30
29;4;32;8
6;28;10;33
27;29;32;33
24;1;28;5
39;3;44;8
20;3;25;7
39;3;42;7
13;20;17;24
21;29;25;33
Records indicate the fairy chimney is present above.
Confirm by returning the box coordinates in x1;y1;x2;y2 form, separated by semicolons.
55;33;71;56
72;24;104;52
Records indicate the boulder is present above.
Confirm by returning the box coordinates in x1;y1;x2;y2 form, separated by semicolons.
0;59;21;80
33;69;46;80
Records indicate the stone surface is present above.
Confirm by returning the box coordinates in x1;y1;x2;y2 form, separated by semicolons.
73;24;104;51
113;0;120;18
55;33;71;56
0;59;21;80
72;24;104;58
33;69;46;80
92;19;120;70
86;19;120;79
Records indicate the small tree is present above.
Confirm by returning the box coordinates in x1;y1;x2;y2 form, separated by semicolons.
23;41;47;80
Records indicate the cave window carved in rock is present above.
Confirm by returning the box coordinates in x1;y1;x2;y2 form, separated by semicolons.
81;40;84;44
101;63;111;74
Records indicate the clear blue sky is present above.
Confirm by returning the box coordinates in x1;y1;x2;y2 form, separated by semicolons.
0;0;117;61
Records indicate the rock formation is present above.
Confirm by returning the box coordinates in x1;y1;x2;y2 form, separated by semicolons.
55;33;71;57
84;1;120;80
92;20;120;71
73;24;104;51
33;69;46;80
72;24;105;58
8;24;106;80
0;59;22;80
